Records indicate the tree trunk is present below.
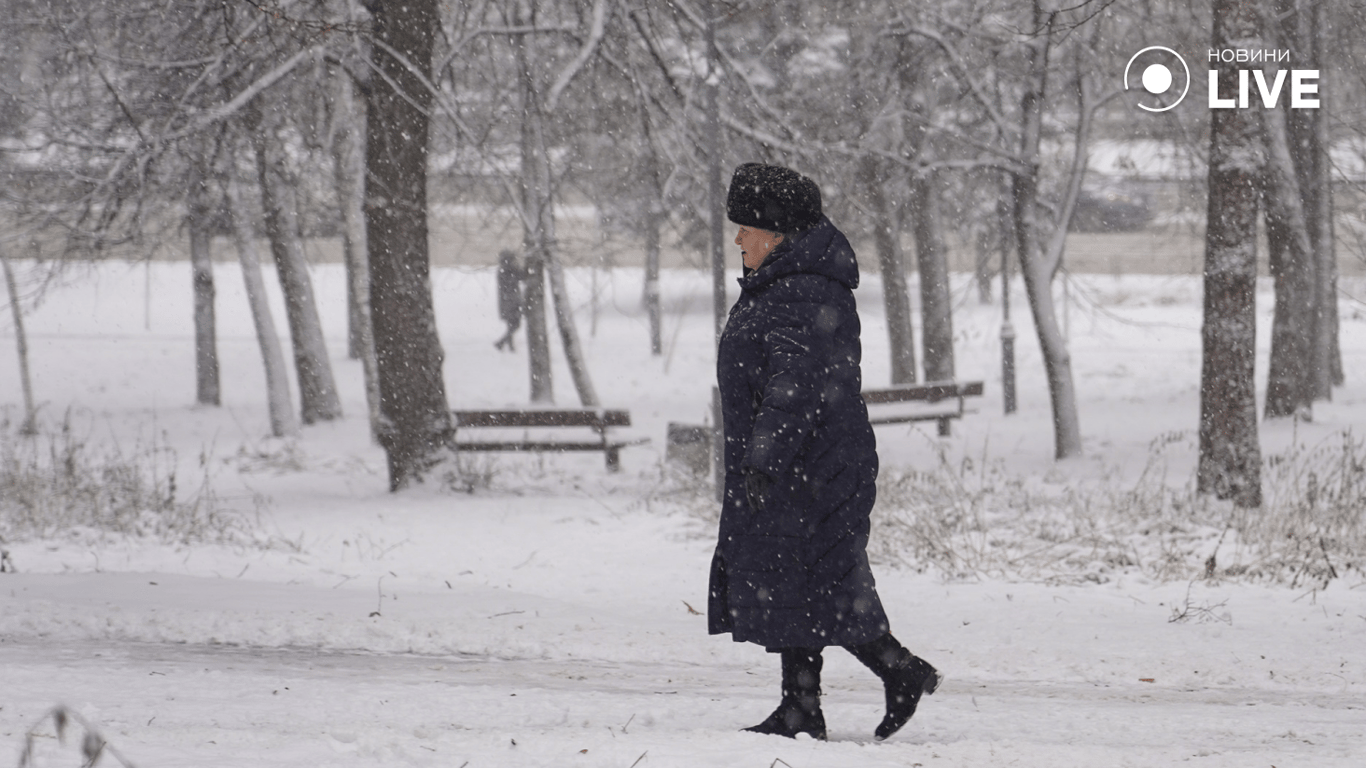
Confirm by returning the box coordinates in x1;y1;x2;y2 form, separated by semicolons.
1198;0;1262;508
226;176;298;439
332;67;381;443
521;236;554;403
875;31;921;386
641;116;663;357
365;0;452;490
1012;2;1082;460
911;171;955;383
973;191;999;305
253;118;342;425
547;250;599;407
860;155;916;385
1263;0;1323;416
187;161;220;407
1014;190;1083;459
1261;100;1316;421
514;10;599;408
1;248;37;435
514;8;554;404
1309;0;1342;391
643;195;663;356
705;1;726;502
526;113;597;406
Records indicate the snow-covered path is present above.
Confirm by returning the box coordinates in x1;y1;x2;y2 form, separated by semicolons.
5;263;1366;766
5;635;1362;768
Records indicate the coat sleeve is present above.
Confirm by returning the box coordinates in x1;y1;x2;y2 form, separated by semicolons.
744;302;833;481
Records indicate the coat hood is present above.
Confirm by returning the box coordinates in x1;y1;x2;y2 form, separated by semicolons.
739;216;860;292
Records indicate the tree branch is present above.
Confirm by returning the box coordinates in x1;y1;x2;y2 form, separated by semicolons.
167;47;323;141
1040;77;1115;277
895;24;1015;141
544;0;611;113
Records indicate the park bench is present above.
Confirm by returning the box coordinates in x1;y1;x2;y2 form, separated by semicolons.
450;409;648;472
861;380;985;437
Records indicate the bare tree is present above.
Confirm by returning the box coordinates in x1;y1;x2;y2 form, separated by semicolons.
503;0;606;407
364;0;452;489
1;246;38;435
862;154;917;385
1005;2;1090;459
226;168;299;439
1260;0;1320;420
329;60;381;441
249;103;344;425
185;149;221;408
0;0;353;427
843;21;917;386
1261;93;1317;421
639;107;665;357
1274;0;1341;399
509;5;557;404
1310;0;1342;391
892;29;953;387
889;0;1106;457
1198;0;1263;508
911;170;955;384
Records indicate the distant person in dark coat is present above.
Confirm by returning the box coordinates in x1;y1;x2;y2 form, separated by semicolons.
709;163;940;741
494;250;523;352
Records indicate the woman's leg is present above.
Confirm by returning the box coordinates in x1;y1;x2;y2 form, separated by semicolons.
742;647;827;740
844;633;940;740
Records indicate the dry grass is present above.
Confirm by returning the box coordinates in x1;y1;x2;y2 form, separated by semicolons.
648;430;1366;587
1238;431;1366;586
0;411;261;549
869;431;1366;587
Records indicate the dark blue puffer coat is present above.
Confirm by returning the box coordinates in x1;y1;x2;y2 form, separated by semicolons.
708;216;889;650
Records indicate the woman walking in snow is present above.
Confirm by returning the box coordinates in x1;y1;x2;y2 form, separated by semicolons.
709;163;940;741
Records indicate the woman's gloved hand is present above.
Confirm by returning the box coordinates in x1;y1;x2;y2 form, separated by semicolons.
744;468;774;513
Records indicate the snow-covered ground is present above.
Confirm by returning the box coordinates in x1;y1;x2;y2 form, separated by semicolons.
2;258;1365;766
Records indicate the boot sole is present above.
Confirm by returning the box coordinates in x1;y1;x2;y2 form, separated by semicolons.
742;725;828;741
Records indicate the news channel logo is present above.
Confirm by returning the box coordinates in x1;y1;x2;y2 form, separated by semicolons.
1122;46;1190;112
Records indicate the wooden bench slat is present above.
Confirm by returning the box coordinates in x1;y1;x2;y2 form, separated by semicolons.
454;410;631;428
861;380;984;405
869;411;969;426
455;441;631;452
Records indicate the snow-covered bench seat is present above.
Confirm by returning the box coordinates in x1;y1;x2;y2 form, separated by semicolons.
450;409;649;472
862;380;985;437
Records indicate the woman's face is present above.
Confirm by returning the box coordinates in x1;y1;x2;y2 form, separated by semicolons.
735;226;784;270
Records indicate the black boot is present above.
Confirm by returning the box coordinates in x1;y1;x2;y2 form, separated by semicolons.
845;633;940;741
743;648;827;740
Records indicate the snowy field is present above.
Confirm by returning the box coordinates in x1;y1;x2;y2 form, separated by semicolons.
2;258;1366;767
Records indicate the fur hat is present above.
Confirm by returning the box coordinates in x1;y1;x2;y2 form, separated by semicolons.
725;163;822;234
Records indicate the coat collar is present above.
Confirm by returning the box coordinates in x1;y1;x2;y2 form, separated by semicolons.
737;216;859;293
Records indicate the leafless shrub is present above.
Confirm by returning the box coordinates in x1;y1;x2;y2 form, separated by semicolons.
441;450;501;494
1231;430;1366;587
0;411;260;548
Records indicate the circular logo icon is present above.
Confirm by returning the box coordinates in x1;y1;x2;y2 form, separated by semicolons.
1123;47;1190;112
